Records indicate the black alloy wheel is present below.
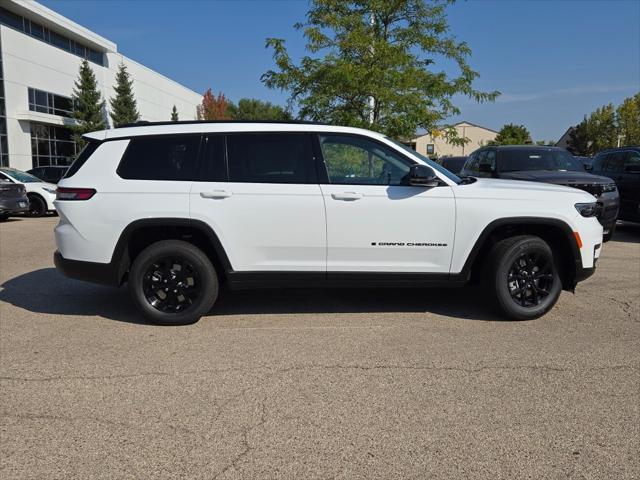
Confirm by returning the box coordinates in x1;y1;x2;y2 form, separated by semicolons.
143;256;201;314
507;252;555;308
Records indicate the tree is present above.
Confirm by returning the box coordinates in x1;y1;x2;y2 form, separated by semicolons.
584;103;617;154
71;60;105;144
197;88;231;120
227;98;292;121
567;122;590;156
171;105;179;122
490;124;531;145
261;0;499;140
109;63;140;127
617;93;640;146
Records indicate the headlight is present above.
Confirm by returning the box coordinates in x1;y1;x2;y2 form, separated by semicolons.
43;187;57;194
602;183;616;193
575;202;599;217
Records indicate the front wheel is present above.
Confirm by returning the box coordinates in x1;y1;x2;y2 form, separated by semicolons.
485;235;562;320
128;240;219;325
27;194;46;217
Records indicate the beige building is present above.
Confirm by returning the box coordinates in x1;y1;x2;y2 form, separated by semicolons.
411;121;498;158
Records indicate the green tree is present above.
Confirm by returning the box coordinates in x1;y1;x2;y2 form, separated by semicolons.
109;63;139;127
227;98;291;121
617;93;640;146
584;103;617;154
261;0;499;140
567;122;590;156
171;105;179;122
490;124;531;145
71;60;105;144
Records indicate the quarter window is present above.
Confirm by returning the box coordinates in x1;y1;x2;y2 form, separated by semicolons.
117;135;200;181
226;133;315;184
319;134;412;185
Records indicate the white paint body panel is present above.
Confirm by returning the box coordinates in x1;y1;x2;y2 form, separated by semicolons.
190;182;326;271
320;184;455;272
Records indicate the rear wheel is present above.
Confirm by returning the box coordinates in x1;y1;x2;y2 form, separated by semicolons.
0;213;9;221
484;235;562;320
27;194;46;217
128;240;219;325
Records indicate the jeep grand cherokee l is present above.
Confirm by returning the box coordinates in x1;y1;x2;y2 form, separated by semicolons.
460;146;619;241
53;122;603;325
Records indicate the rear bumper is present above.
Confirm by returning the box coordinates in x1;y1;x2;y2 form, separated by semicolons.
54;250;121;286
0;197;29;214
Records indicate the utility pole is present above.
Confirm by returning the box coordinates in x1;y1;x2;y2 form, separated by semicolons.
368;11;375;125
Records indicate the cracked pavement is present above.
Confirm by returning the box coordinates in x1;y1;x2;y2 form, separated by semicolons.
1;217;639;479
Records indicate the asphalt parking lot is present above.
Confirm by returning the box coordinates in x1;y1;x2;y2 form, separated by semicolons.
1;216;638;479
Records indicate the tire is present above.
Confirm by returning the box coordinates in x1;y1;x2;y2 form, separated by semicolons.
27;194;46;217
0;213;9;221
128;240;219;325
484;235;562;320
603;223;616;242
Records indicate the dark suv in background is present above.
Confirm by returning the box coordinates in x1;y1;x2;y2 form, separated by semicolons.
590;147;640;223
460;146;620;241
27;165;68;184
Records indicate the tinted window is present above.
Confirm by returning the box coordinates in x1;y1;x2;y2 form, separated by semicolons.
592;153;607;171
197;135;226;182
226;133;315;184
602;152;626;172
624;151;640;171
499;148;583;172
63;141;100;178
118;135;200;181
442;157;467;174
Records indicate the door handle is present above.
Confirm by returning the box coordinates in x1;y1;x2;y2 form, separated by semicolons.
200;190;232;199
331;192;364;201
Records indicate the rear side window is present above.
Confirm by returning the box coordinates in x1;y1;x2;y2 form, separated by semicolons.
226;133;315;184
118;135;201;181
64;140;100;179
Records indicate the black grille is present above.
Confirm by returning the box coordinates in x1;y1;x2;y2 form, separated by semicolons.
567;184;603;196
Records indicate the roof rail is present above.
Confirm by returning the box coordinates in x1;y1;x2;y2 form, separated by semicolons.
114;119;333;128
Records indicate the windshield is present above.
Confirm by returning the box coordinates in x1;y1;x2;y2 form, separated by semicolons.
386;138;462;184
0;168;43;183
500;148;584;173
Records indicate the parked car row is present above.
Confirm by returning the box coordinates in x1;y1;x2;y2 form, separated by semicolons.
436;146;639;241
0;167;57;220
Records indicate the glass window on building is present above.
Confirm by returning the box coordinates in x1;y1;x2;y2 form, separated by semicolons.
28;88;75;118
30;123;78;168
0;38;8;167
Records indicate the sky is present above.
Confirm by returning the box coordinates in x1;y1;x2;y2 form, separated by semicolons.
39;0;640;142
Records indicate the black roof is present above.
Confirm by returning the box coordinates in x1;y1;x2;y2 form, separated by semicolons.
594;146;640;154
115;120;332;129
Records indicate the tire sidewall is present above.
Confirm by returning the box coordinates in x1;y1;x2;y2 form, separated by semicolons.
129;241;218;326
494;238;562;320
27;195;46;217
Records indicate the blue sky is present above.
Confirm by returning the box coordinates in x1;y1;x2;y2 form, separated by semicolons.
40;0;639;141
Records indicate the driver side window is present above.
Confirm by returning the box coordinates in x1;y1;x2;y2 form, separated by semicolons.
319;134;412;185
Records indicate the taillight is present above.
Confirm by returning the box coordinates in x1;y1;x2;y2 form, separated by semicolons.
56;187;96;201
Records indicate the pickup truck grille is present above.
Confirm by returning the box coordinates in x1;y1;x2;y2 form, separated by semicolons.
0;184;25;198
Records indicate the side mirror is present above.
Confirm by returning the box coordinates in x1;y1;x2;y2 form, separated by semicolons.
407;165;439;187
625;164;640;173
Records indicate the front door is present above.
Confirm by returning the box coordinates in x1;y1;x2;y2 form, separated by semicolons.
317;134;455;274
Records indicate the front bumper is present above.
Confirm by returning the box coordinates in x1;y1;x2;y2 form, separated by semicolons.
596;192;619;235
0;197;29;214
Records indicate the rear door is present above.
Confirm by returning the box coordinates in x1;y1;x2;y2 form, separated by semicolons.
189;133;326;272
619;150;640;214
317;133;455;274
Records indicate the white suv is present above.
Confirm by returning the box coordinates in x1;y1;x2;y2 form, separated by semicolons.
54;122;603;325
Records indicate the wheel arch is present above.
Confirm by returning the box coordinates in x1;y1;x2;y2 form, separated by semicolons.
461;217;582;291
110;218;233;285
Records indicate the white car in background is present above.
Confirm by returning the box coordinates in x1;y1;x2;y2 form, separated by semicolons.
0;167;57;216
